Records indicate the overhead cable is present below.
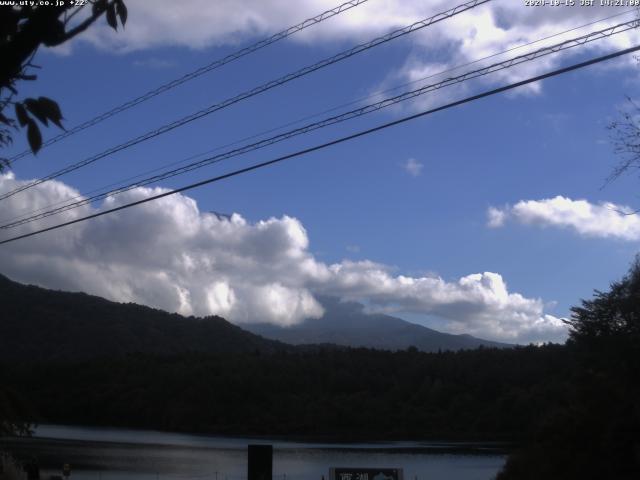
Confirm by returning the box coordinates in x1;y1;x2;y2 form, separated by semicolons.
1;43;638;246
0;0;492;201
6;0;373;163
1;19;634;230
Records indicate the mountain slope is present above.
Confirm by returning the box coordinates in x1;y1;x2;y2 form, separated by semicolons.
244;296;511;352
0;274;285;361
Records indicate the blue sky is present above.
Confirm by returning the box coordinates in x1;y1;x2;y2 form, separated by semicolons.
2;0;640;343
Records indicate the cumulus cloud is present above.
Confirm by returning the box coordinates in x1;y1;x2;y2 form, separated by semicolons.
317;262;565;343
69;1;640;53
0;173;565;343
488;196;640;241
66;0;421;52
393;1;640;94
65;0;640;105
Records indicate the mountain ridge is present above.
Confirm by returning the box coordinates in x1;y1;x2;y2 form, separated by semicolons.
0;273;285;361
0;274;509;361
245;296;512;351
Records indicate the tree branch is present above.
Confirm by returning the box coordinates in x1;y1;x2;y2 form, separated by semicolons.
49;1;115;46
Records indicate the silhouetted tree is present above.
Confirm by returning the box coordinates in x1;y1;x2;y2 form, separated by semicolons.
498;259;640;480
566;256;640;341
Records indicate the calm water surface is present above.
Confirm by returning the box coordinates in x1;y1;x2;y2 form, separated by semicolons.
3;425;506;480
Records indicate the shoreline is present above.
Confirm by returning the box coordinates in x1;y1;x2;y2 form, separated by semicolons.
2;423;513;455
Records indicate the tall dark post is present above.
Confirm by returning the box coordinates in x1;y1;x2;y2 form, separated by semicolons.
248;444;272;480
24;457;39;480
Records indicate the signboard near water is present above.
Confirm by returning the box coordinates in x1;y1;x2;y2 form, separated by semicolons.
330;467;403;480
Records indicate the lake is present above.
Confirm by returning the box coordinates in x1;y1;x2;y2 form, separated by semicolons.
2;425;506;480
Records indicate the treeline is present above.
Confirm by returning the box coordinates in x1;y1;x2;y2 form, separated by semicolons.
498;260;640;479
4;344;570;441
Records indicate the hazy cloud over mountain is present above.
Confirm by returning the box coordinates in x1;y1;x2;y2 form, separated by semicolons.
0;173;565;343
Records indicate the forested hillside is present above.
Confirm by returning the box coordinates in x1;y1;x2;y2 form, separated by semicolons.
0;274;284;361
5;345;568;441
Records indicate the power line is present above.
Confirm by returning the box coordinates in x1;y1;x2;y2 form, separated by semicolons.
1;43;638;246
6;7;631;227
1;18;635;230
6;0;372;164
3;7;634;228
0;0;492;202
349;8;636;106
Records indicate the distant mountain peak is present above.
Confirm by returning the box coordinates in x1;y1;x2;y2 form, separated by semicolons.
245;296;512;352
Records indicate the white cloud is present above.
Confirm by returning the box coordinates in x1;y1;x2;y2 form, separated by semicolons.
0;173;566;343
318;262;565;343
379;2;640;113
65;0;422;53
487;206;506;227
74;1;639;51
403;157;423;177
488;195;640;241
62;0;640;103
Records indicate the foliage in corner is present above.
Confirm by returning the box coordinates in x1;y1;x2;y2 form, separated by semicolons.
0;0;128;170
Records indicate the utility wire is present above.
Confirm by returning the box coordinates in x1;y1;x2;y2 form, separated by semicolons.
0;0;492;202
1;43;638;246
6;0;372;164
3;7;633;228
1;19;635;230
7;7;633;232
4;7;632;226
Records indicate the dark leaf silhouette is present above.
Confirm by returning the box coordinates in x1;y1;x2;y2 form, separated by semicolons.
106;3;118;30
36;97;65;129
14;103;29;127
115;0;128;26
26;119;42;154
24;98;49;126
